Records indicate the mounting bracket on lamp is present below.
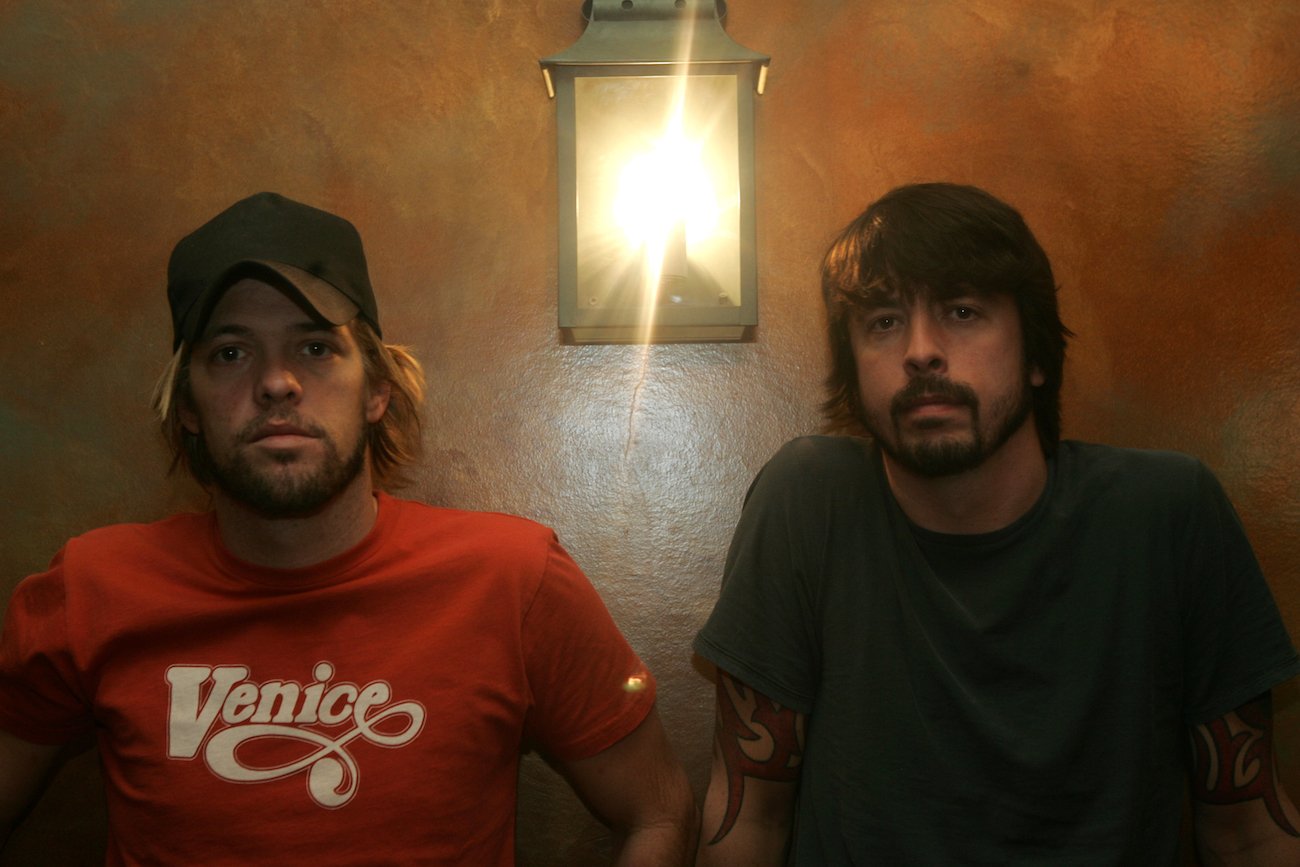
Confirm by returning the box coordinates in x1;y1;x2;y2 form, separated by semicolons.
541;0;769;344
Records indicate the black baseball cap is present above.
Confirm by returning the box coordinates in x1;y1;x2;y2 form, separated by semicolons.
167;192;382;350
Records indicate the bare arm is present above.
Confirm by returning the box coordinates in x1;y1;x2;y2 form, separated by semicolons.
696;670;804;867
558;704;697;866
1189;691;1300;866
0;728;63;849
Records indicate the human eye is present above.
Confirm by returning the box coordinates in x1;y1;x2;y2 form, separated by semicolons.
852;308;904;341
301;340;337;359
946;304;980;323
210;344;247;364
868;312;904;333
851;305;906;342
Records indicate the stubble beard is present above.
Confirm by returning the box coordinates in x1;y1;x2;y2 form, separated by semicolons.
865;372;1034;478
194;412;370;519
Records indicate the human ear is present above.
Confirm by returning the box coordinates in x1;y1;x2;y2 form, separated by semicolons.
178;400;201;436
365;380;392;423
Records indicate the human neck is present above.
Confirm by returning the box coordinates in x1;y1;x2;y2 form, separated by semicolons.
882;422;1049;535
211;471;381;570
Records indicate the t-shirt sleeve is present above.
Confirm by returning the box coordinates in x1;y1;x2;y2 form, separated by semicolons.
0;549;95;744
1181;463;1300;724
693;439;829;714
520;536;656;762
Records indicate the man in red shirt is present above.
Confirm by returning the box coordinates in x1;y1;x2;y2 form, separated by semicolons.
0;192;695;864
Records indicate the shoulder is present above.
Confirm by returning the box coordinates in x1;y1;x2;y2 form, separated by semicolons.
1053;442;1239;543
725;437;884;533
9;512;212;607
726;436;886;561
1059;440;1203;472
751;435;878;495
769;434;874;469
382;494;555;543
378;495;565;585
1058;441;1212;499
59;511;212;563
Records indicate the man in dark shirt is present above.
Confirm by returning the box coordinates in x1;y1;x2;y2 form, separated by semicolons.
694;183;1300;865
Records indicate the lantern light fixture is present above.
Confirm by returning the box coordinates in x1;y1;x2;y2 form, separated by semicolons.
541;0;769;344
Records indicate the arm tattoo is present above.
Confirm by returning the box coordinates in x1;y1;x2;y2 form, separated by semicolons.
709;671;804;844
1189;692;1299;836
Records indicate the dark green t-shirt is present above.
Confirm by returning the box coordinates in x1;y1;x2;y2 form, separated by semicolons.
694;436;1300;866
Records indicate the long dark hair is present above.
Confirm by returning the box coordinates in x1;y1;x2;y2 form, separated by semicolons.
820;182;1073;453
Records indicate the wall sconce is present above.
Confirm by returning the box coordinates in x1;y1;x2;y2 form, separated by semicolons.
542;0;768;344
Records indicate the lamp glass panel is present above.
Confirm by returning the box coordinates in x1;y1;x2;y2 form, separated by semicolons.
574;74;740;312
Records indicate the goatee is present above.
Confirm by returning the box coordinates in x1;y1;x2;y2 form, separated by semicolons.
192;413;369;518
871;373;1033;478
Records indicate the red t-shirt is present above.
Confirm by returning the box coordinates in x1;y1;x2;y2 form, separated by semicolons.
0;493;655;865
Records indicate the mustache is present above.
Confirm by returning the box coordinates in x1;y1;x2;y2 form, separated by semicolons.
890;375;978;416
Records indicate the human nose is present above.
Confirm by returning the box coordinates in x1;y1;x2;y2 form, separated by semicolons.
903;314;947;376
255;355;301;405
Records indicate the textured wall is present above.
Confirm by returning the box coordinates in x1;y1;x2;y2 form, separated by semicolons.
1;1;1296;863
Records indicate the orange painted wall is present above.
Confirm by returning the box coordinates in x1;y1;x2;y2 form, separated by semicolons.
1;1;1296;863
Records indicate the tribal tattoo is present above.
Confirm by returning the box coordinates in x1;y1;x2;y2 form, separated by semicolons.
709;671;805;844
1189;692;1299;836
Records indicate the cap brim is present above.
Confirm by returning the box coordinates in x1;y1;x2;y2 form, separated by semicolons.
180;260;362;346
246;260;361;326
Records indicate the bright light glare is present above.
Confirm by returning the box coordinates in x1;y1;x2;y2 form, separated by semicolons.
613;129;720;248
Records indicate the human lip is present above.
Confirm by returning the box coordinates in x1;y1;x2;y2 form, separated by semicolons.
901;394;964;413
248;423;316;445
